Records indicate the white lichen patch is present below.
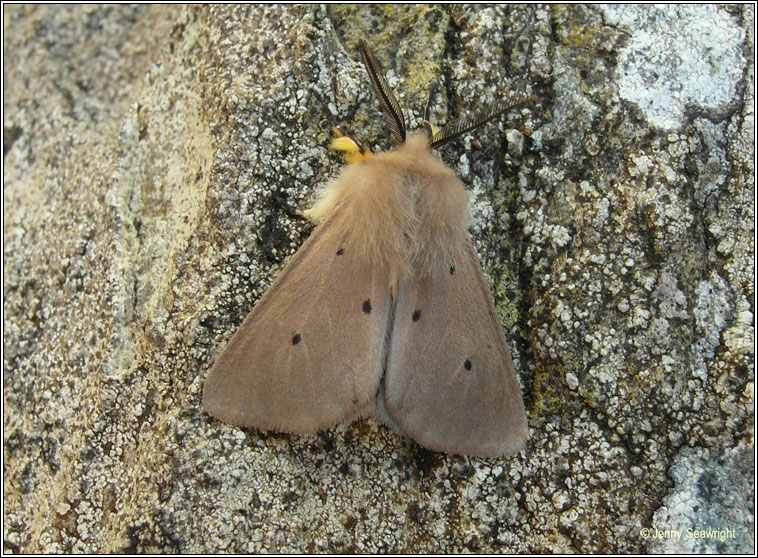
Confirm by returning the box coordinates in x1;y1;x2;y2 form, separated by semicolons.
602;5;745;129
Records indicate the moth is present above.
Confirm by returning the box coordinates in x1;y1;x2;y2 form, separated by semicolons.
203;39;531;457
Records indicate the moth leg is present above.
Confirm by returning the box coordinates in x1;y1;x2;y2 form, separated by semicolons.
422;81;440;142
424;80;436;122
270;192;308;221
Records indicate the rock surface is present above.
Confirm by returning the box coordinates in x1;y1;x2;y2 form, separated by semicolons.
3;4;754;553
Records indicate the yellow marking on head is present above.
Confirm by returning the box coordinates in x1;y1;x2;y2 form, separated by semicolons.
330;133;372;164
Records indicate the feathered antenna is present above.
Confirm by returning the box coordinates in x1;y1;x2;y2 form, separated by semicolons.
430;92;535;148
359;39;406;145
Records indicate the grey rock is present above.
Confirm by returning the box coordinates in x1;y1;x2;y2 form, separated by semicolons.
3;4;754;553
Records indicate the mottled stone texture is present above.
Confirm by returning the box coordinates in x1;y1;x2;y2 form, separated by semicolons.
3;4;753;553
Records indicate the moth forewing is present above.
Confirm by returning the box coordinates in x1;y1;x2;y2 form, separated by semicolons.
202;208;391;434
379;235;527;457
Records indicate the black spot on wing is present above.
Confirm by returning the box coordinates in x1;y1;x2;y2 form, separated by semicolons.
336;247;344;256
450;265;456;275
362;299;372;313
292;333;301;345
412;310;421;322
464;359;472;371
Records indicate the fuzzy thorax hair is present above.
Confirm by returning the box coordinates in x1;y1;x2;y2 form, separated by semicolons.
304;132;471;291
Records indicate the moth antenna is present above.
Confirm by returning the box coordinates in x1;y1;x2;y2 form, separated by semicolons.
358;39;406;145
430;92;535;148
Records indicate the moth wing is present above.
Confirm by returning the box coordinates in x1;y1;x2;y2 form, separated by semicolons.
203;209;390;434
378;237;528;457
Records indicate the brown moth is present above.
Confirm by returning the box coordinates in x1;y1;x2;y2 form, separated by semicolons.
203;39;531;457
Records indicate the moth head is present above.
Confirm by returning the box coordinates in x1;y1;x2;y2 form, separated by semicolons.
358;38;535;151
